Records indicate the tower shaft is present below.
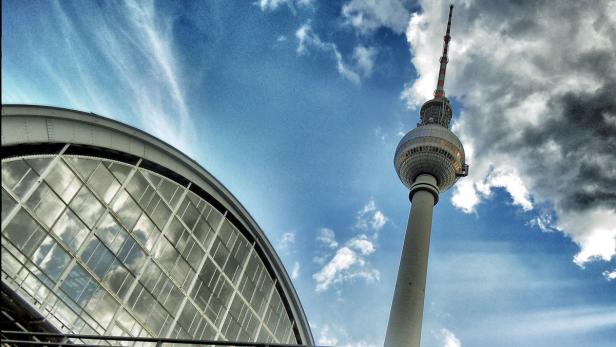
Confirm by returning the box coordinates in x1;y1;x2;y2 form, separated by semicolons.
384;174;438;347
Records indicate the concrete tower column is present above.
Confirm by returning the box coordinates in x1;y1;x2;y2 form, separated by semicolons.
387;5;466;347
384;174;439;347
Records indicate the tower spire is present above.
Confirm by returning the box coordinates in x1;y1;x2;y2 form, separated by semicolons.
434;4;454;98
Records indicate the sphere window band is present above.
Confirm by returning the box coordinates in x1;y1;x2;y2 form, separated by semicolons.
1;153;298;345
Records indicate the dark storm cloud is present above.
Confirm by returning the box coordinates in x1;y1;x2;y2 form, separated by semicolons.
523;82;616;211
405;0;616;263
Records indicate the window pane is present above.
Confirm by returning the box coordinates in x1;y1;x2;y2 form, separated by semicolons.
193;216;215;249
132;213;160;251
110;190;141;231
96;213;128;255
2;159;48;199
180;201;200;231
45;160;81;203
52;208;89;252
60;264;94;306
151;200;171;230
158;179;180;207
141;170;161;188
81;236;114;279
25;183;65;229
64;157;100;180
31;236;71;282
87;164;121;203
2;188;16;220
3;209;47;257
70;185;105;229
104;161;132;184
126;171;150;204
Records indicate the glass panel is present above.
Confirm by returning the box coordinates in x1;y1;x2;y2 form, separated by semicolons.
193;216;215;249
60;264;95;307
104;161;132;184
81;236;115;279
151;199;171;230
185;241;205;271
64;157;99;181
206;208;223;233
70;185;105;229
52;208;89;252
45;160;81;203
120;238;146;274
165;217;185;247
219;220;238;250
87;164;121;203
3;209;47;257
126;171;150;204
2;159;42;199
96;213;129;255
180;200;200;231
110;190;141;231
24;183;65;228
85;288;118;329
141;170;161;188
132;213;160;251
157;179;180;207
31;236;72;283
2;188;16;220
25;157;53;176
141;260;165;296
103;259;134;300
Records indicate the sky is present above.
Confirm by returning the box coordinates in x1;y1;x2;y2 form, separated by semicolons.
2;0;616;346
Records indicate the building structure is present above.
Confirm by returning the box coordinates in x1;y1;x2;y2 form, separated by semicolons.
0;104;314;346
385;5;468;347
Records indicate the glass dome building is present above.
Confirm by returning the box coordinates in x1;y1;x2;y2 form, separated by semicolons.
1;105;314;345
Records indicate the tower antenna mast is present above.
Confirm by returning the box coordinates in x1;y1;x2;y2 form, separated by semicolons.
434;4;454;98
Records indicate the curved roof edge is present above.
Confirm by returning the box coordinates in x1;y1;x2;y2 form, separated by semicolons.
1;104;314;345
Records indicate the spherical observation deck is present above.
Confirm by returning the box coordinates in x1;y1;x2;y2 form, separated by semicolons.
394;124;467;192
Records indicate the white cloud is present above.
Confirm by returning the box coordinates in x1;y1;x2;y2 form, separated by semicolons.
314;247;358;292
317;228;339;249
257;0;314;12
603;269;616;281
341;0;411;34
316;324;379;347
440;328;461;347
559;208;616;266
313;244;379;292
296;22;378;84
353;45;377;77
404;0;616;266
355;199;389;232
279;231;297;253
317;325;340;346
348;237;375;255
291;261;300;279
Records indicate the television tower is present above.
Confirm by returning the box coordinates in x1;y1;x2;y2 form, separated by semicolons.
385;5;468;347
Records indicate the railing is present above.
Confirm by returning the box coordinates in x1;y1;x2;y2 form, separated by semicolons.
0;331;325;347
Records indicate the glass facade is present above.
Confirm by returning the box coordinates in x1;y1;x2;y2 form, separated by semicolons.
1;154;297;345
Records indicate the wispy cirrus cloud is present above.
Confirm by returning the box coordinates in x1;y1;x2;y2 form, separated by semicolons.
5;0;197;156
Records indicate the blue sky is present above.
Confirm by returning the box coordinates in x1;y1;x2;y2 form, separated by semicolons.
3;1;615;346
